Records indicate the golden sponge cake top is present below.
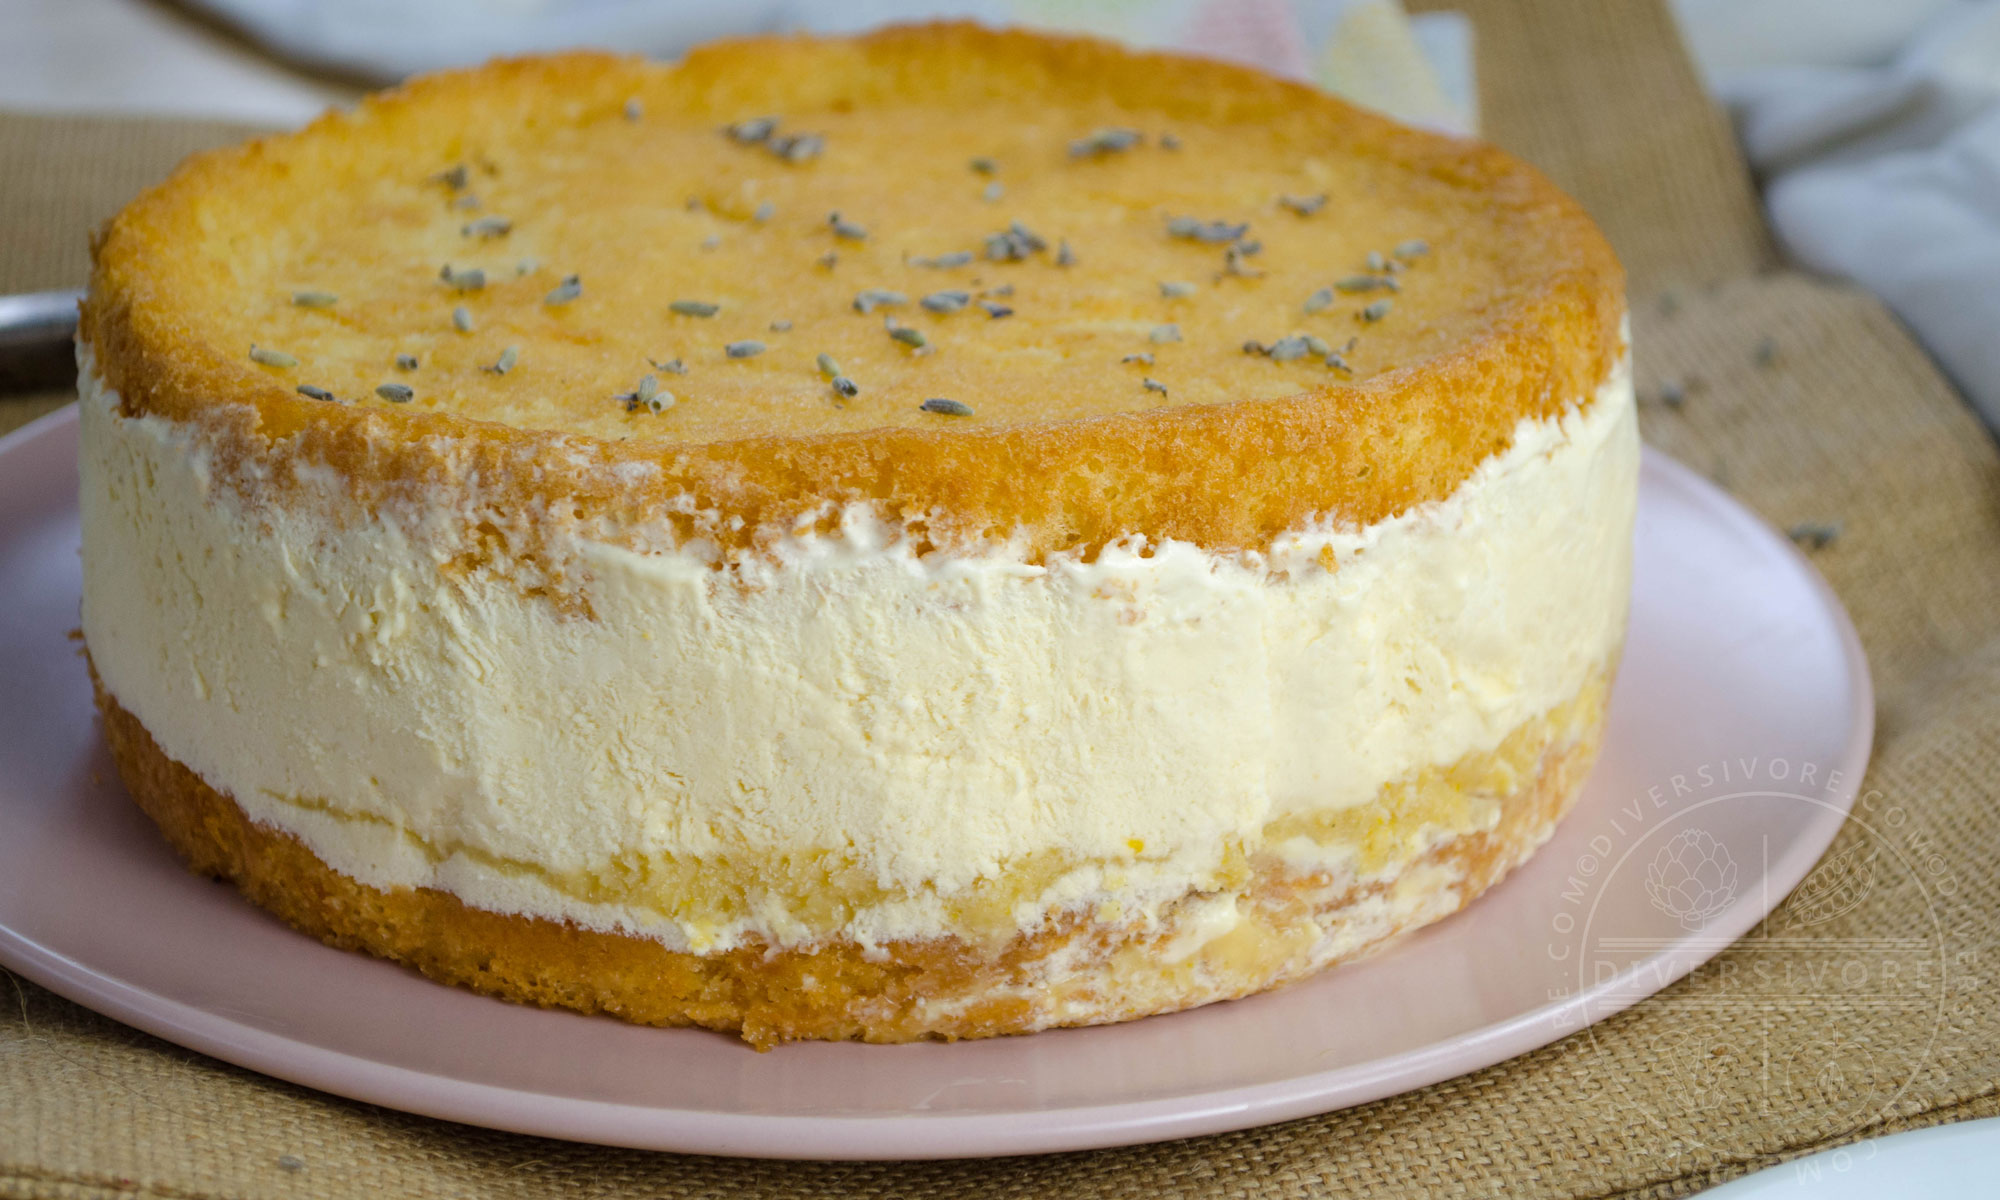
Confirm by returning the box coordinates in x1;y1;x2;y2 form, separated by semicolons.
84;25;1623;558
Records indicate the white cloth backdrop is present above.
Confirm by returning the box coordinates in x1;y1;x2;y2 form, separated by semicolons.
1676;0;2000;430
0;0;1472;136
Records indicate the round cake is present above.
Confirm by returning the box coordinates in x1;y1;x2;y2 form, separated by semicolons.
78;25;1634;1047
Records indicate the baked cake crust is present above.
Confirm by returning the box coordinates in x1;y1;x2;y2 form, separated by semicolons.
79;25;1625;561
97;667;1609;1048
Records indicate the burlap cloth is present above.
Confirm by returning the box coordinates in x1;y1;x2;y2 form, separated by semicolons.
4;2;1998;1195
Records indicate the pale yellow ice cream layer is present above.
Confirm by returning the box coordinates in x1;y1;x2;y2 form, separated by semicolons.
79;346;1637;952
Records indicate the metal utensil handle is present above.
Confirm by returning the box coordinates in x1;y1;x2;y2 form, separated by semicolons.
0;289;85;393
0;290;83;349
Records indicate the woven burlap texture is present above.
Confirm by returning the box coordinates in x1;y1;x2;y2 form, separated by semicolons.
4;1;1998;1196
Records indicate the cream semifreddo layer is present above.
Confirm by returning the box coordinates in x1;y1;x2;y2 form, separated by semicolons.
79;348;1638;953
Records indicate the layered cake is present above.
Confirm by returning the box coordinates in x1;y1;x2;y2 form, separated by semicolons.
78;26;1635;1047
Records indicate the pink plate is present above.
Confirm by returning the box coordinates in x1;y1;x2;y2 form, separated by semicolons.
0;405;1872;1160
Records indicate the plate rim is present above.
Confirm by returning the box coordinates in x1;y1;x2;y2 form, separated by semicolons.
0;404;1875;1160
1702;1116;2000;1197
